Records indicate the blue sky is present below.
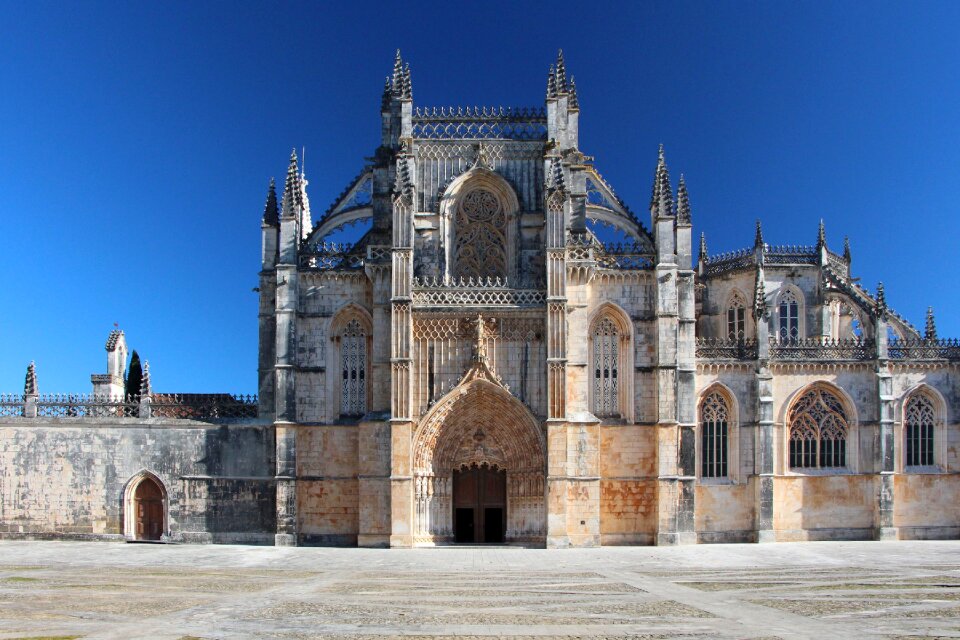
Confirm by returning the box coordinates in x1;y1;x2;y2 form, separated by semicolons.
2;2;959;392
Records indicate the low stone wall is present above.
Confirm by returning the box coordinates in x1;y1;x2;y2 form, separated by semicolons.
0;418;275;543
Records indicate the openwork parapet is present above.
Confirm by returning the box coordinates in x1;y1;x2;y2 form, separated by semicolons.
412;106;548;140
703;248;755;275
411;277;545;307
889;339;960;361
36;394;140;418
566;236;654;270
770;337;875;361
695;338;758;360
150;394;259;419
1;393;259;420
299;241;365;270
0;394;23;417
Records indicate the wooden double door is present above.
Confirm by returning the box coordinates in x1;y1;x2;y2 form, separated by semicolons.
134;478;164;541
453;466;506;543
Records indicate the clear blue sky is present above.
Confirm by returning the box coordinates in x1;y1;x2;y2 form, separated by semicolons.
2;2;959;393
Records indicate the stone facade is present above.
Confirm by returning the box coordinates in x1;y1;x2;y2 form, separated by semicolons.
1;51;958;547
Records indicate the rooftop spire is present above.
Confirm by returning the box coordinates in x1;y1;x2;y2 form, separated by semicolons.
754;219;765;249
546;64;557;99
876;282;888;318
140;360;151;396
568;76;579;110
843;236;851;263
262;177;279;226
675;173;691;224
699;232;708;261
649;144;673;218
925;307;938;341
281;149;302;220
381;76;392;109
299;166;312;239
392;49;403;93
549;157;565;191
401;63;412;100
555;50;567;92
24;362;37;396
817;219;827;249
394;145;414;201
753;267;768;320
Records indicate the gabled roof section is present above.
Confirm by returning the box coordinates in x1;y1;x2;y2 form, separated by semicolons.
584;167;654;249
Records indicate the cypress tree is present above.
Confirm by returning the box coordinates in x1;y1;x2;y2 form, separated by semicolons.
125;350;143;401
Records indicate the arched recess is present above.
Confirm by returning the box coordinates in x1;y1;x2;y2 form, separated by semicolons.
781;381;859;473
327;303;374;420
587;302;634;422
438;168;521;284
123;470;168;542
899;384;948;471
723;289;750;341
775;284;805;343
697;382;741;482
411;375;546;545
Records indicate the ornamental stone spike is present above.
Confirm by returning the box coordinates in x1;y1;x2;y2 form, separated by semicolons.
754;219;765;249
262;177;279;226
281;149;301;219
24;362;37;396
549;157;565;191
925;307;938;341
140;360;152;396
676;173;691;224
843;236;851;263
876;282;888;317
546;64;557;99
699;232;708;261
401;63;412;100
649;144;674;218
555;49;566;91
817;218;827;249
381;76;392;109
754;267;768;320
392;49;403;93
568;76;579;110
298;167;313;240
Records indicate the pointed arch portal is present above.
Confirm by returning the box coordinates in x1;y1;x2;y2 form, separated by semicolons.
411;375;546;545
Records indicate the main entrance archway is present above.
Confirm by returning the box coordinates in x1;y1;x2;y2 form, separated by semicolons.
411;371;546;546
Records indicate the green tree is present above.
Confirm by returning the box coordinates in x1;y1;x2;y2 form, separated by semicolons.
125;350;143;401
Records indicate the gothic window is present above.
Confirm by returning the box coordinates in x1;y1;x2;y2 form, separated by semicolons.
789;387;849;470
340;319;367;416
778;290;800;343
726;293;746;341
905;393;936;467
592;317;620;417
453;189;507;280
700;392;729;478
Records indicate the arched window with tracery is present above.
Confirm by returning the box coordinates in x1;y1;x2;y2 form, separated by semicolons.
592;317;620;417
453;188;506;280
778;289;800;343
789;387;849;469
905;392;936;467
700;392;729;478
726;292;747;341
340;319;367;416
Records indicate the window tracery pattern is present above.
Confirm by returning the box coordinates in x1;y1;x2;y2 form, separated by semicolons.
592;317;620;417
726;293;746;341
453;189;507;280
905;393;936;467
788;387;849;469
340;319;367;416
700;392;729;478
778;290;800;343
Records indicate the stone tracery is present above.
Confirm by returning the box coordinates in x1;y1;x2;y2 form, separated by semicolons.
453;188;507;280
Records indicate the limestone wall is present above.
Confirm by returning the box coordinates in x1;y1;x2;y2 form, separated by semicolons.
296;425;360;545
773;475;875;540
599;425;657;544
0;419;275;543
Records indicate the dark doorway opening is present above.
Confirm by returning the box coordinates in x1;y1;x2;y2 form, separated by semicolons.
452;465;506;543
134;478;164;541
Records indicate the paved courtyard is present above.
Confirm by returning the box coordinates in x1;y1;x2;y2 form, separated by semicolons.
1;541;960;639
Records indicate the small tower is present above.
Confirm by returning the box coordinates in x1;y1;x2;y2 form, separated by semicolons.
545;50;579;151
650;145;675;263
375;50;414;234
675;174;692;270
91;328;127;398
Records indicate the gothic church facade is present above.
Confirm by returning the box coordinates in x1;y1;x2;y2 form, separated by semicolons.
1;52;958;546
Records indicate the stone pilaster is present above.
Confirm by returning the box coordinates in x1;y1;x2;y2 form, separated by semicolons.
875;314;897;540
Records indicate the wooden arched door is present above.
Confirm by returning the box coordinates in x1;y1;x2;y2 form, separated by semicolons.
133;478;164;541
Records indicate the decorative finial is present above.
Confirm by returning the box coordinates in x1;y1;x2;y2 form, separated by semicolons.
876;282;888;318
473;314;489;362
754;219;764;249
394;153;414;200
401;63;412;100
675;174;691;224
546;64;557;99
24;362;37;396
549;157;565;190
753;267;768;320
555;50;566;91
843;236;851;263
568;76;579;110
925;307;937;341
817;219;827;249
699;232;708;261
281;149;301;219
649;144;673;218
140;360;151;396
392;49;403;93
262;177;279;226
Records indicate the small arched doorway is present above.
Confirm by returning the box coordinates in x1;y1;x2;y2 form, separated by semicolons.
129;475;165;541
453;464;506;543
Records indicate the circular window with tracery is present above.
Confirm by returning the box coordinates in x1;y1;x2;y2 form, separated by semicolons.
454;189;506;280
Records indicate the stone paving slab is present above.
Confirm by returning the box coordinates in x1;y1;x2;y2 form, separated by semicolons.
1;541;960;639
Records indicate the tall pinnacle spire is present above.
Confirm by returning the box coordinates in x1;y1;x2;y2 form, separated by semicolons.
754;267;768;320
699;232;708;262
299;165;313;239
649;144;673;218
817;219;827;249
262;177;278;226
281;149;301;220
392;49;403;93
386;50;412;101
401;63;412;100
568;76;579;109
876;282;888;318
549;157;565;191
925;307;938;341
843;236;851;263
24;362;37;396
676;174;691;224
140;360;152;396
754;219;765;249
546;64;557;99
555;50;567;92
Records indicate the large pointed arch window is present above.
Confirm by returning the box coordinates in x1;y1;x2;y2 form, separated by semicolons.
453;189;507;280
778;290;800;343
789;387;849;469
700;392;729;478
592;317;620;417
340;319;367;416
905;392;936;467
